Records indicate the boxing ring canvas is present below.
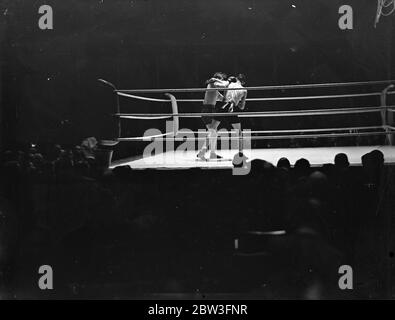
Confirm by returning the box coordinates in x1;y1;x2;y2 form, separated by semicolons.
110;145;395;170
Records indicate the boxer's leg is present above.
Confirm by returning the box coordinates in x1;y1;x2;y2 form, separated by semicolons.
209;120;222;159
197;105;213;160
197;125;211;160
232;122;242;153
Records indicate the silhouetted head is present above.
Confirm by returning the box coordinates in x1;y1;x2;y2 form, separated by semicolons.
227;76;237;83
294;158;311;175
236;73;246;85
369;150;384;166
308;171;328;197
361;152;369;167
250;159;275;179
334;153;349;168
362;150;384;169
212;72;227;80
361;150;385;184
277;157;291;170
250;159;274;172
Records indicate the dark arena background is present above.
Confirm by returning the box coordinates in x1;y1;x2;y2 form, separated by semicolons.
1;0;395;300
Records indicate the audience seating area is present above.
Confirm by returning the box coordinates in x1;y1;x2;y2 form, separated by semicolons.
0;144;394;299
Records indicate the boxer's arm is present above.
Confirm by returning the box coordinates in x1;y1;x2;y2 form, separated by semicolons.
206;77;229;88
228;102;235;113
206;77;227;85
212;79;229;88
206;78;217;85
239;91;247;110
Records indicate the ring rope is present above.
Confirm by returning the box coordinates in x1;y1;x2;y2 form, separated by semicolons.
120;126;386;142
117;92;170;103
116;106;384;119
115;79;395;94
117;131;392;142
117;91;382;103
119;132;174;141
121;116;173;120
178;126;385;135
175;92;383;102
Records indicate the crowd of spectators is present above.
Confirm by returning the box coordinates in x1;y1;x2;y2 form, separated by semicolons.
0;140;393;299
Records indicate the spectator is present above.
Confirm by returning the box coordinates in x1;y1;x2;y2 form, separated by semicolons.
277;157;291;170
334;153;350;169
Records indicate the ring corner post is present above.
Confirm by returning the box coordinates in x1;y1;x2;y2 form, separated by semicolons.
165;93;179;136
116;94;121;139
98;79;121;140
96;79;122;170
380;84;395;146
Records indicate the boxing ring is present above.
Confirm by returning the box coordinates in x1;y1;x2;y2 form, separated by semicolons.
98;79;395;169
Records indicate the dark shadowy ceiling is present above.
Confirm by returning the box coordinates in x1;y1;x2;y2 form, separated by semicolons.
1;0;394;145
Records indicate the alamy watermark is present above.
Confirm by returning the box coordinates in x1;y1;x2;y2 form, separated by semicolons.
338;265;353;290
38;265;53;290
38;5;53;30
141;121;251;175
